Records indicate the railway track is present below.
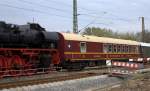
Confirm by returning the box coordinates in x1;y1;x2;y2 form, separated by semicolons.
0;73;97;89
0;65;149;90
0;67;110;89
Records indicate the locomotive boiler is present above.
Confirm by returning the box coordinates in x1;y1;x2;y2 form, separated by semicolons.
0;21;47;48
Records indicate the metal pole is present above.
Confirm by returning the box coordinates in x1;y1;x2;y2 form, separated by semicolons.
73;0;78;34
141;17;145;42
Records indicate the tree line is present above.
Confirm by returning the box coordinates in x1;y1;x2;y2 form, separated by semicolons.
82;27;150;43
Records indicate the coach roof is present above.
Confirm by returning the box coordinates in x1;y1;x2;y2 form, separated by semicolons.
61;33;139;45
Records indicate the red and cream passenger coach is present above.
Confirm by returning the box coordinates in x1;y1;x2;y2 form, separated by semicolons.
57;33;141;69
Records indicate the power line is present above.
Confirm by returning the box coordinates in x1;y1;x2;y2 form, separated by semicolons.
20;0;103;16
44;0;107;16
19;0;134;23
18;0;71;13
0;2;110;26
44;0;72;7
0;3;72;19
18;0;114;28
47;0;139;23
0;2;110;25
78;14;107;32
0;0;140;32
0;0;129;32
44;0;103;13
94;22;112;26
13;0;103;22
19;0;111;24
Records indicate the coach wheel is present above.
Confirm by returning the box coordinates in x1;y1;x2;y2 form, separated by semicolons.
56;67;62;71
79;65;85;71
55;65;62;71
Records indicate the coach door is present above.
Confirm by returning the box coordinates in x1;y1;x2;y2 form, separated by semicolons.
80;42;87;53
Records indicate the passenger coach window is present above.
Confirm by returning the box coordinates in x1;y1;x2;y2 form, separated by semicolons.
114;45;117;52
50;43;55;48
103;44;108;53
127;46;129;52
118;45;121;52
135;46;139;53
122;45;125;52
108;44;112;52
80;42;87;53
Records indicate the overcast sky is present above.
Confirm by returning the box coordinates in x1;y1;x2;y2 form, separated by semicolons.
0;0;150;33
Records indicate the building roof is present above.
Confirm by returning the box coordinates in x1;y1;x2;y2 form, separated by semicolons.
61;33;140;45
140;42;150;47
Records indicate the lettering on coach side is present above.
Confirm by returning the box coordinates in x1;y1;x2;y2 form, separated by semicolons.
93;54;101;58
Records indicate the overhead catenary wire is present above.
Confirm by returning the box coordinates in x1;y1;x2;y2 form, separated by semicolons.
44;0;133;22
0;0;141;32
17;0;135;23
16;0;101;20
18;0;71;14
18;0;106;20
78;13;109;33
0;3;72;19
0;2;112;28
0;0;100;21
44;0;107;16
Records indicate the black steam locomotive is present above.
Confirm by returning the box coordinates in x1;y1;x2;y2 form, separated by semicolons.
0;21;60;78
0;21;54;48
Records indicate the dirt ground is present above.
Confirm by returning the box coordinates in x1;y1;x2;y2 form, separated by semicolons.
109;72;150;91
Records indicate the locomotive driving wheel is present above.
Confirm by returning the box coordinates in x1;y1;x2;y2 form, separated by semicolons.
8;55;26;76
0;56;7;78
